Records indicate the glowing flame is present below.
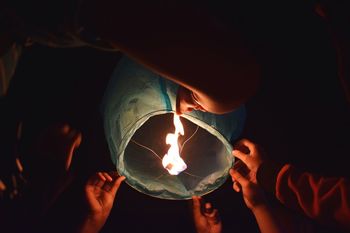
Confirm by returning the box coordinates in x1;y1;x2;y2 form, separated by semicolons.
162;114;187;175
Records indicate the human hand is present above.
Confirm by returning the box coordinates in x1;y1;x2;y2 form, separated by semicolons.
229;168;267;211
82;172;125;233
232;138;264;184
191;196;222;233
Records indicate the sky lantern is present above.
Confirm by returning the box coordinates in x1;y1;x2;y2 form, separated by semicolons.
102;56;245;200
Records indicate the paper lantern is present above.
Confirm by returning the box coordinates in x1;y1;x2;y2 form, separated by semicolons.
102;56;245;200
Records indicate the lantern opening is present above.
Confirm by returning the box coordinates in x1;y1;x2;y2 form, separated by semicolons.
124;113;232;199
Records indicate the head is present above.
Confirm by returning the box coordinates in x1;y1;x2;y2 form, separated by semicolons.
176;86;247;115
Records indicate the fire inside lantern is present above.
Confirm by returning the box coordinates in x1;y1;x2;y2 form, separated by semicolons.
162;114;187;175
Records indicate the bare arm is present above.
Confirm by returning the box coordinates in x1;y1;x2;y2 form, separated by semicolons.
251;204;286;233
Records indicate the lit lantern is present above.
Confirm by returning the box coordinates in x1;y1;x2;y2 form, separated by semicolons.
102;56;245;200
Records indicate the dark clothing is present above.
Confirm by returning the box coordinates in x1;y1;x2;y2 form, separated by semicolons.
258;163;350;232
3;0;117;49
1;0;118;96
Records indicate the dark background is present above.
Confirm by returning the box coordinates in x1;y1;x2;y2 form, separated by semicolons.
1;1;350;233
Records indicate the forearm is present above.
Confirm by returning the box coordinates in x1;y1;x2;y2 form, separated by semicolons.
251;204;286;233
76;216;105;233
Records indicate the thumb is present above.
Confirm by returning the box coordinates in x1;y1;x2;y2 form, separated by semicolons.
192;196;203;219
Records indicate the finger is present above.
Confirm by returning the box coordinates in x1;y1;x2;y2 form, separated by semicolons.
102;174;124;193
101;174;115;192
109;176;125;195
97;172;107;183
232;160;250;179
65;132;82;171
232;160;243;169
204;202;213;214
65;146;74;171
233;182;241;192
87;173;105;189
192;196;203;218
230;169;242;192
73;132;82;148
103;172;113;182
232;160;249;174
235;138;256;155
102;174;119;192
230;169;249;187
67;129;82;147
205;208;218;218
205;209;221;225
232;150;248;165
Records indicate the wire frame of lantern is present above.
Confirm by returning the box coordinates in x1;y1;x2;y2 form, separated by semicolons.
102;56;246;200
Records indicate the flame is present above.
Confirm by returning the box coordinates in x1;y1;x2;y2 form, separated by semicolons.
162;114;187;175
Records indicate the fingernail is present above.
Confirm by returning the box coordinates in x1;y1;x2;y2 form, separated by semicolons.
98;172;106;181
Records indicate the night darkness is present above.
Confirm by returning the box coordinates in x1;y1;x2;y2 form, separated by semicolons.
1;1;350;233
